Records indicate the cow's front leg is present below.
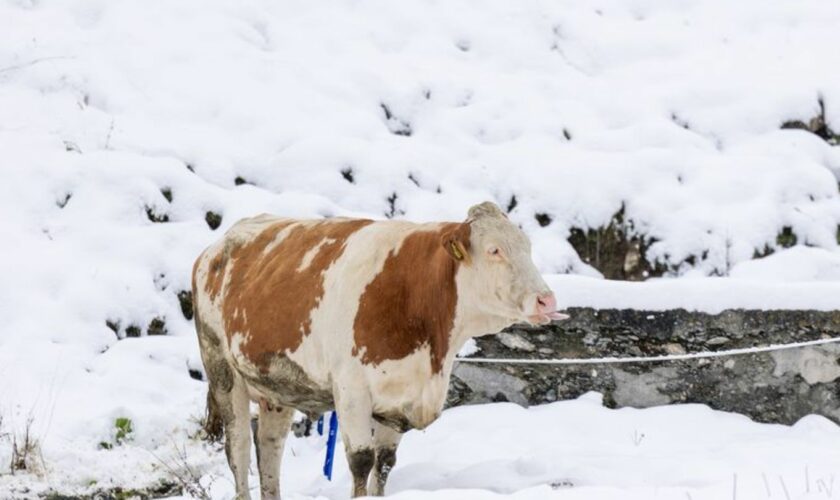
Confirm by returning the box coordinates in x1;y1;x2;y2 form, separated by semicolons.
367;421;402;496
334;387;376;497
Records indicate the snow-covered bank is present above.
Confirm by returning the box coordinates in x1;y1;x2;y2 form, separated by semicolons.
7;393;838;500
545;246;840;312
549;276;840;314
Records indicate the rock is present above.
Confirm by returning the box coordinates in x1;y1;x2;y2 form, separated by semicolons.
177;290;194;320
663;343;686;355
706;336;729;346
613;367;676;407
147;317;167;336
205;211;223;230
452;363;529;406
497;332;536;352
771;345;840;384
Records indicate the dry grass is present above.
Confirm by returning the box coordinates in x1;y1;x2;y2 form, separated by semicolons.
9;415;43;474
152;441;213;500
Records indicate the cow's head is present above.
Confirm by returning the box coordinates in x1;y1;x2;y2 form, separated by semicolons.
442;201;568;326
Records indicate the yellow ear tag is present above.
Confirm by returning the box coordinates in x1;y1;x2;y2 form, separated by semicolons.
450;242;464;260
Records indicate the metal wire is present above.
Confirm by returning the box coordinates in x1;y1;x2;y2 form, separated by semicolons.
456;336;840;365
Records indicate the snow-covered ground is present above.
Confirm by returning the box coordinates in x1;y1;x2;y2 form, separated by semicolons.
2;0;840;497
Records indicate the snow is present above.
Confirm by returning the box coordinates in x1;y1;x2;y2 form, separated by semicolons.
2;0;840;497
39;393;840;500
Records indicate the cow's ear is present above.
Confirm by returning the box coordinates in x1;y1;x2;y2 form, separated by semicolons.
441;223;471;264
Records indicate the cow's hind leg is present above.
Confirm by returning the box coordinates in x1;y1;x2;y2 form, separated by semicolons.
367;422;402;496
254;401;294;500
218;376;253;499
195;319;252;498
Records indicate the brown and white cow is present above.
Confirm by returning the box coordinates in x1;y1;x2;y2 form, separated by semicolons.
191;201;566;499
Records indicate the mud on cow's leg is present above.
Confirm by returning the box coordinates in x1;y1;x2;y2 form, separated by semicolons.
368;421;402;496
334;386;376;497
195;319;252;498
253;401;294;500
347;447;375;497
217;376;253;499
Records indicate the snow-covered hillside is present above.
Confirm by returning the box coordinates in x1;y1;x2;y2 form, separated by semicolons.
2;0;840;497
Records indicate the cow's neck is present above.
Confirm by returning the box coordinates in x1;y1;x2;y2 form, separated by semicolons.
439;270;517;370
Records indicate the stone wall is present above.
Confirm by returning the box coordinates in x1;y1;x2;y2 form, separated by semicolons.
448;308;840;425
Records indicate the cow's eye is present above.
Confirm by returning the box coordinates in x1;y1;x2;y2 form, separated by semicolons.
488;247;501;257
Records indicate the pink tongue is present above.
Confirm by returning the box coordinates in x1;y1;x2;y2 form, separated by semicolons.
546;311;570;320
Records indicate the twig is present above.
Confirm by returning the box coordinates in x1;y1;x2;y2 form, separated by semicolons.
806;466;811;494
150;440;212;500
779;475;791;500
0;56;73;75
762;472;772;497
816;475;834;497
104;118;115;150
732;473;738;500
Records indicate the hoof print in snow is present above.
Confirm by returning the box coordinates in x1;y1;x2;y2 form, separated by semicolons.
145;206;169;223
147;317;167;336
568;207;663;281
56;193;72;209
188;368;204;381
340;167;355;184
234;176;251;186
671;113;690;130
550;480;574;490
507;195;518;213
562;128;572;140
63;140;82;153
776;226;797;248
185;162;195;173
534;212;552;227
177;290;194;320
160;187;173;203
380;103;412;137
408;172;420;187
455;39;471;52
205;211;222;230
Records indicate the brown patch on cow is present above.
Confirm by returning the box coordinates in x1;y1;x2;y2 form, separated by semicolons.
204;253;227;301
352;222;470;374
223;218;373;370
203;236;253;301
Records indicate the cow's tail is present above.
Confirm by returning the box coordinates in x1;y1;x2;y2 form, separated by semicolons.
192;254;226;442
203;385;225;441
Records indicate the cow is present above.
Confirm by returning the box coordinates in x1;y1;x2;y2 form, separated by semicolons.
191;201;567;499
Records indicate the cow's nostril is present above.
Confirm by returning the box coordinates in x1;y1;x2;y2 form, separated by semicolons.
535;293;557;313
